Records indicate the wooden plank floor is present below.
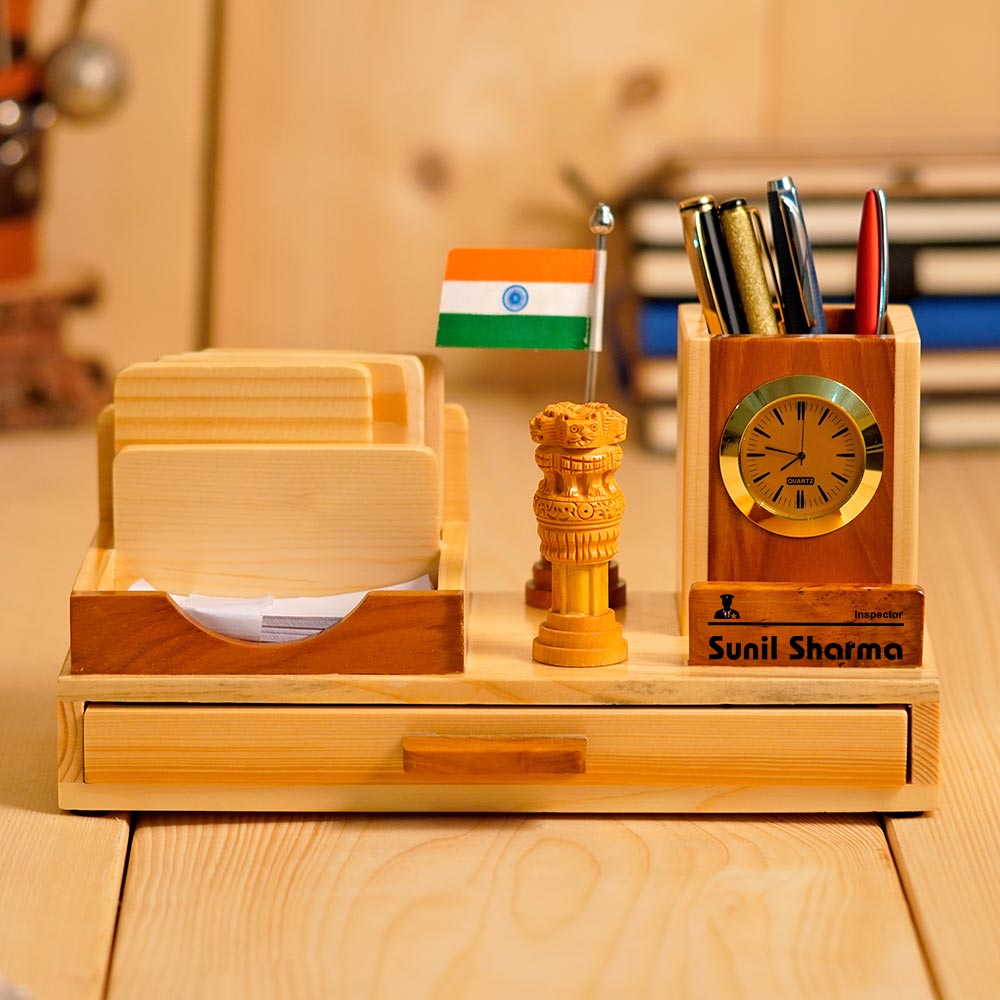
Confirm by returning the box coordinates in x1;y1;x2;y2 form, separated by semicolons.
2;389;999;998
106;815;932;999
0;430;130;999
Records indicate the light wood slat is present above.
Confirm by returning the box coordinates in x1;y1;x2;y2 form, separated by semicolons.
58;780;938;816
104;814;933;999
158;350;425;446
113;359;375;447
96;404;116;534
112;443;441;596
443;401;469;524
0;431;130;998
885;451;1000;1000
81;705;909;789
421;354;446;494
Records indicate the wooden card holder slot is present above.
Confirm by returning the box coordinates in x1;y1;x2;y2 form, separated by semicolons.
71;396;470;676
69;519;467;676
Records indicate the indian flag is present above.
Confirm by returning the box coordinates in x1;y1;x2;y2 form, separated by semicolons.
436;247;604;351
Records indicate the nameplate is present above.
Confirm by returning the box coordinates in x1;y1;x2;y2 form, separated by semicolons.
688;583;924;667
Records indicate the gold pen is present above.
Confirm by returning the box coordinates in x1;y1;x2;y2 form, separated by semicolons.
678;194;725;336
719;198;781;336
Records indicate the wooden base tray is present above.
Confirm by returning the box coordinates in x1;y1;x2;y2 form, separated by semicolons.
67;521;469;676
57;592;939;814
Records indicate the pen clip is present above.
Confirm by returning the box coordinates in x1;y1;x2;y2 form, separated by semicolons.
775;191;816;329
750;206;785;334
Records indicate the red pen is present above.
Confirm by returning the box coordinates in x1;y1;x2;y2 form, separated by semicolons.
854;189;888;337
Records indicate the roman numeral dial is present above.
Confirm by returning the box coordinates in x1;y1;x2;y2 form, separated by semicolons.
719;376;884;538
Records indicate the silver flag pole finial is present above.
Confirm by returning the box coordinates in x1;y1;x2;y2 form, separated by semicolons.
589;203;614;238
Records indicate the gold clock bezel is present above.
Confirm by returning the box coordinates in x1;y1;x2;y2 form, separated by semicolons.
719;375;884;538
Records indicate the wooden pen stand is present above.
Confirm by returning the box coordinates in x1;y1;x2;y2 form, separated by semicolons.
677;303;920;631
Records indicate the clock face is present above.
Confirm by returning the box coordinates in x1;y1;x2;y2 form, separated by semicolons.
720;376;883;537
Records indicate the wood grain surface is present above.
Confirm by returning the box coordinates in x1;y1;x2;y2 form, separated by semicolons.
80;704;908;790
159;350;427;446
113;359;376;447
885;451;1000;1000
70;589;465;676
113;443;441;596
0;431;129;999
104;814;933;999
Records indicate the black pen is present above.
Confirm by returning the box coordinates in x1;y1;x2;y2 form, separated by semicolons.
767;176;826;334
679;195;746;335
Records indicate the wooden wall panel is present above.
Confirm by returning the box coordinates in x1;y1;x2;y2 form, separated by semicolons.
31;2;1000;384
36;0;212;373
769;0;1000;140
210;1;768;381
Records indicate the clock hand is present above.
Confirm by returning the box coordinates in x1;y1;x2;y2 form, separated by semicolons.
780;455;801;472
799;410;806;463
765;446;800;457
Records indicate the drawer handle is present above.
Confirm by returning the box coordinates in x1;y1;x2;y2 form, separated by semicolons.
401;736;587;776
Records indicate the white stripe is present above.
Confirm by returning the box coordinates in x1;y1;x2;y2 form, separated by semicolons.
589;249;606;352
439;280;592;317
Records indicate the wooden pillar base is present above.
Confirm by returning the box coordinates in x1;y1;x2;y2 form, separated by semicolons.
525;558;627;610
532;609;628;668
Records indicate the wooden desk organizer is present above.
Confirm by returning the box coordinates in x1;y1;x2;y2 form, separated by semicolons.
57;338;938;814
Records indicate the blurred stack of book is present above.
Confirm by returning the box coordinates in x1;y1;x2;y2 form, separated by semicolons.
610;148;1000;450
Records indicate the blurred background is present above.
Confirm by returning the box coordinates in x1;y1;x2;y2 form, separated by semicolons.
11;0;1000;413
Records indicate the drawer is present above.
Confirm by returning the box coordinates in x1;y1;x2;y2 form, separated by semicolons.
82;705;909;788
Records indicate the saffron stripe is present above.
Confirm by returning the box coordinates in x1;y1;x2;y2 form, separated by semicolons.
444;248;596;284
435;313;590;350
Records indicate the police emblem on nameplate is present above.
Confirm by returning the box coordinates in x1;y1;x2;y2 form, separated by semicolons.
687;583;925;667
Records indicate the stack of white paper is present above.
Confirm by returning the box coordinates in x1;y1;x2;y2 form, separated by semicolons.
129;575;433;643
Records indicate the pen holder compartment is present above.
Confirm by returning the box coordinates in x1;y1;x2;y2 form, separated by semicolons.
676;303;920;633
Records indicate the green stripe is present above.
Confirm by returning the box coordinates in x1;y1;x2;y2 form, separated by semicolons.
435;313;590;350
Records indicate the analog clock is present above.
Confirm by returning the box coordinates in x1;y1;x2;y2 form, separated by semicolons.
719;375;883;537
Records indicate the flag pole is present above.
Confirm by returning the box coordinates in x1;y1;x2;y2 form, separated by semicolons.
586;203;614;402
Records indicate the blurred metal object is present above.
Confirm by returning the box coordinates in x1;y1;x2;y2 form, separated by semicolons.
0;101;44;220
43;35;127;121
589;202;615;236
0;100;20;131
31;103;57;130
